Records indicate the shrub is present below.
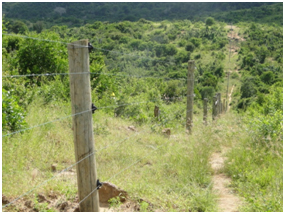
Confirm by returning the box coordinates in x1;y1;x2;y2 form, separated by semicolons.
2;89;27;133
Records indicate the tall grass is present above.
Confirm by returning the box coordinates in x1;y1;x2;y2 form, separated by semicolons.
3;94;277;211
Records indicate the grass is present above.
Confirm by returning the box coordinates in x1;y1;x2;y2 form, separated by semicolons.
2;94;246;212
223;125;283;212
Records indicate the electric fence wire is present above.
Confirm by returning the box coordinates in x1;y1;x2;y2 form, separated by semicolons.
3;96;172;137
2;33;215;66
77;117;173;205
2;112;171;209
2;71;189;81
2;33;166;63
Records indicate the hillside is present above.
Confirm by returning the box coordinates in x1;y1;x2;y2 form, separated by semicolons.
2;5;283;212
2;2;280;28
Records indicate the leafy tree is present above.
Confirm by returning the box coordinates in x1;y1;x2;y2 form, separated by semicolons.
16;31;67;80
206;17;215;26
260;71;275;85
185;42;195;52
9;20;28;34
200;72;218;89
240;75;261;98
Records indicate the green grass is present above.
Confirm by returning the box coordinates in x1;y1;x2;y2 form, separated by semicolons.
2;89;282;212
2;94;243;212
223;134;283;211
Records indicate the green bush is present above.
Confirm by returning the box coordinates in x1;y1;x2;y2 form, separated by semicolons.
16;31;67;78
2;89;27;133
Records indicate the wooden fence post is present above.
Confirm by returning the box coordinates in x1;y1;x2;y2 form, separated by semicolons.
223;99;226;113
68;40;100;212
186;60;195;133
212;95;217;121
217;93;222;116
154;106;160;118
203;98;208;125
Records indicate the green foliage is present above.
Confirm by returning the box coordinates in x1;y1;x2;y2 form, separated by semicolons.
200;72;218;89
9;20;28;34
2;89;27;133
205;17;215;26
260;71;274;85
199;86;215;99
16;31;67;79
185;42;195;52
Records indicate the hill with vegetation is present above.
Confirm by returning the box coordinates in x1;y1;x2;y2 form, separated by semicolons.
2;2;280;28
2;3;283;212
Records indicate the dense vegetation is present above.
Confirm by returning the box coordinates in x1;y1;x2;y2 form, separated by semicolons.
2;2;283;212
3;2;279;28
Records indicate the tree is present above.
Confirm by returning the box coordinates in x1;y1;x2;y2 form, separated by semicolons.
206;17;215;26
185;42;195;52
10;20;28;34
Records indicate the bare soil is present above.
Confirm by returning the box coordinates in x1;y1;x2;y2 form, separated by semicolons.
210;148;242;212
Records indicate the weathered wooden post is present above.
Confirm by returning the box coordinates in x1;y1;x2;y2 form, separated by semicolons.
217;93;222;116
212;95;217;121
226;100;228;112
186;60;195;133
223;99;226;114
154;106;160;118
203;98;208;125
68;40;100;212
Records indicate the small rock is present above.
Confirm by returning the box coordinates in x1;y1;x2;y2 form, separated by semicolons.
51;164;57;172
127;126;136;132
24;200;33;208
2;194;9;204
162;128;171;137
48;191;57;199
99;182;128;203
59;201;68;211
37;193;46;202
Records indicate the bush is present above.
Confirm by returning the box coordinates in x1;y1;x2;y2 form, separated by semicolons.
199;86;215;99
185;42;195;52
2;89;27;133
16;31;67;79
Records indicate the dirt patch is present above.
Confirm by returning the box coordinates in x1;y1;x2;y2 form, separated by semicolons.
210;148;242;212
228;85;235;111
2;183;154;212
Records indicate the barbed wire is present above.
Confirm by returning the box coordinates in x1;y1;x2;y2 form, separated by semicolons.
2;71;188;81
3;97;166;138
2;109;91;137
2;33;87;48
3;33;219;66
2;113;173;209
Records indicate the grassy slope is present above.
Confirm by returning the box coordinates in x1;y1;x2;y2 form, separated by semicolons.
3;93;248;212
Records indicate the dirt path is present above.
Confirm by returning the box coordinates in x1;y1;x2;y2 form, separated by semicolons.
228;85;235;111
210;81;241;211
210;148;242;212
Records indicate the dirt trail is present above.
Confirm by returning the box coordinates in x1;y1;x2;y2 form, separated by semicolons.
210;52;241;211
228;85;235;111
210;148;242;212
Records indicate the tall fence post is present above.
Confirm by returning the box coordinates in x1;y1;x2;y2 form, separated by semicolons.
203;98;208;125
186;60;195;133
223;99;226;114
68;40;100;212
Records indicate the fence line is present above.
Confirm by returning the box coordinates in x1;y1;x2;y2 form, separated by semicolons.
3;33;215;65
2;114;174;209
4;95;185;137
2;71;189;81
3;33;231;210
